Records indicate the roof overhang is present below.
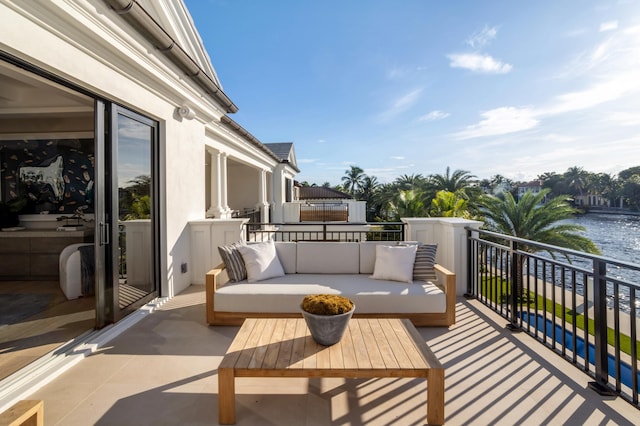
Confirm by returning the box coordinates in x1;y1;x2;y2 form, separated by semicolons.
220;115;300;172
103;0;238;113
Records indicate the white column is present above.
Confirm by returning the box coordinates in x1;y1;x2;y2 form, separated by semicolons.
207;149;222;218
256;169;270;223
220;152;231;218
207;149;232;219
271;164;286;223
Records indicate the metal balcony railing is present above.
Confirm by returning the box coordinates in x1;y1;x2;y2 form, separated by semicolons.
244;222;405;242
466;227;640;408
232;208;261;224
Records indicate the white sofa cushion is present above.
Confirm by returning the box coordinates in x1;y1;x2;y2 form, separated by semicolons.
214;274;445;314
274;242;297;274
359;241;397;274
371;244;417;283
238;240;285;283
296;242;360;273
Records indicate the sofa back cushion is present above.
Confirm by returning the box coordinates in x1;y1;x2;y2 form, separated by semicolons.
413;244;438;281
359;241;397;274
296;242;360;273
218;241;247;282
238;240;285;283
371;244;418;283
274;242;297;274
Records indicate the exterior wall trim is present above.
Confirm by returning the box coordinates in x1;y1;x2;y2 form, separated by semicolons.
102;0;238;113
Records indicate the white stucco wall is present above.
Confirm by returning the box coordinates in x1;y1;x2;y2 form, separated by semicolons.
1;0;298;299
227;164;259;211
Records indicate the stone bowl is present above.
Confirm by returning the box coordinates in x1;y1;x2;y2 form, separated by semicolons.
301;304;355;346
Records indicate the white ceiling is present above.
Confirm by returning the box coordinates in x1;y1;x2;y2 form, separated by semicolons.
0;61;93;119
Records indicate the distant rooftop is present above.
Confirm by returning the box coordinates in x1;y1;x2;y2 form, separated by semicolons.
518;180;543;188
298;186;352;200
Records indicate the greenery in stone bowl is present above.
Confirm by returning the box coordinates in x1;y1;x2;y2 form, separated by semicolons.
301;294;354;315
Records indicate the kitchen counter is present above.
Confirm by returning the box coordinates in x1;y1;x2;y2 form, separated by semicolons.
0;228;94;280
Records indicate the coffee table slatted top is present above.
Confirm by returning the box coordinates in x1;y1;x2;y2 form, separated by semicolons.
219;318;442;378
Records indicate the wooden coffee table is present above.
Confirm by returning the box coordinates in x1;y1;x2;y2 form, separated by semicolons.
218;317;444;425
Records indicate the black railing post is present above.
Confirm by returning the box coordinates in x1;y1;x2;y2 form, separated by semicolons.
506;239;521;331
464;228;474;298
588;259;616;395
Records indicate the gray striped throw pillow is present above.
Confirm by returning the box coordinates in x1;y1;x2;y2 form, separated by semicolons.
413;244;437;282
218;241;247;282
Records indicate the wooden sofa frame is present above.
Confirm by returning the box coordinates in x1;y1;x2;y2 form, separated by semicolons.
205;263;456;327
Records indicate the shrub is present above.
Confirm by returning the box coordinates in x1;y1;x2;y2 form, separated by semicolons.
302;294;354;315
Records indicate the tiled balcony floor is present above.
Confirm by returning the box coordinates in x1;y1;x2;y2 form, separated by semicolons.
25;286;638;425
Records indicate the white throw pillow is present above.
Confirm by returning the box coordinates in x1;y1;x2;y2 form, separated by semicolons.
237;240;285;283
371;244;418;283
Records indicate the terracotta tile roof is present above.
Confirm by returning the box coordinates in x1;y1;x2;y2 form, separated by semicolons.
298;186;352;200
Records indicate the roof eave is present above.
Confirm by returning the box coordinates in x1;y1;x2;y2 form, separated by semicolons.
103;0;238;113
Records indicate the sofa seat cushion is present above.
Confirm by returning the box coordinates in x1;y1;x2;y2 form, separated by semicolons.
214;274;445;314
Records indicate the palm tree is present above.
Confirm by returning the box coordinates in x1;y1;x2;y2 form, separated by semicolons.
429;166;476;193
595;173;621;207
341;165;365;197
389;189;428;220
488;174;514;196
622;174;640;211
428;166;480;205
124;195;151;219
479;189;600;296
564;166;588;197
480;189;599;253
371;182;397;220
360;175;380;221
394;173;426;191
429;190;471;218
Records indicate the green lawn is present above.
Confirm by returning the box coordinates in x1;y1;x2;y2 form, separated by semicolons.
480;277;640;359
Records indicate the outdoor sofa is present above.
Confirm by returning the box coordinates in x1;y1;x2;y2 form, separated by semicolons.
205;240;456;327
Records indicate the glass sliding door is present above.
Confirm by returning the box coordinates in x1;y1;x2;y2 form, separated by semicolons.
96;104;159;325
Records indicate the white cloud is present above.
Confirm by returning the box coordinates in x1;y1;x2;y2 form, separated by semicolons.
447;53;512;74
557;23;640;78
607;112;640;126
565;28;588;37
466;25;498;48
419;110;450;121
542;133;576;143
599;21;619;32
297;158;318;164
118;121;150;141
453;106;539;139
316;139;326;144
387;67;407;80
377;88;423;122
390;156;405;160
543;72;639;115
455;25;640;140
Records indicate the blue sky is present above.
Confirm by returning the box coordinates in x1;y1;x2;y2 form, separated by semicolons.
185;0;640;185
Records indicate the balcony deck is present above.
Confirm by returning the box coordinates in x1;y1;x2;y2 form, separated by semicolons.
24;286;638;425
